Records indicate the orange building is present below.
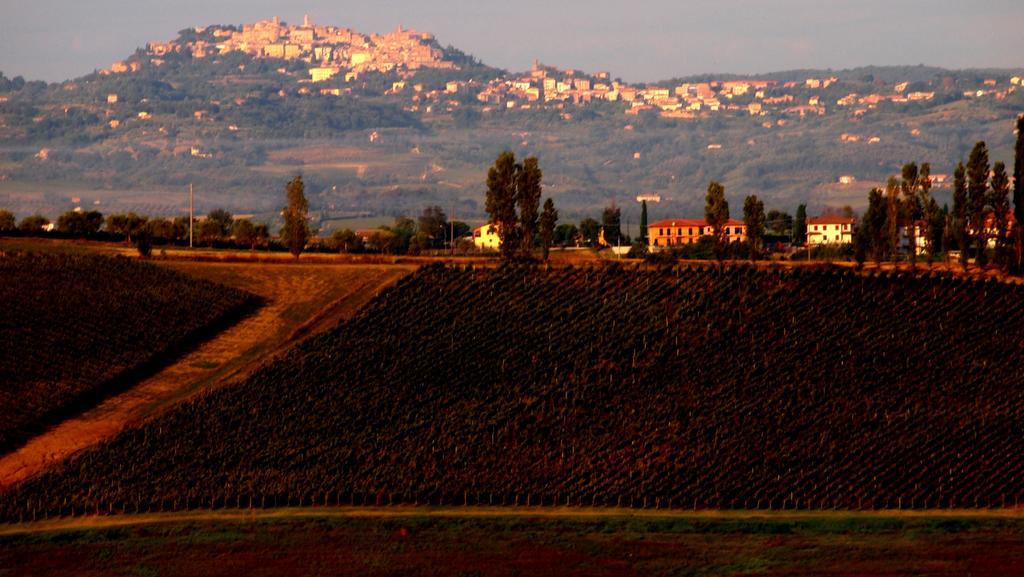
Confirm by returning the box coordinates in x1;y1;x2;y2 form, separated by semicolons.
648;218;747;251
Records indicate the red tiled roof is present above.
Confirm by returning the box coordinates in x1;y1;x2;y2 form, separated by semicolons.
807;216;855;225
649;218;745;228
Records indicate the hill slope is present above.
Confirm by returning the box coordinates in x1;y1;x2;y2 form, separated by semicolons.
3;264;1024;518
0;251;257;453
1;21;1022;220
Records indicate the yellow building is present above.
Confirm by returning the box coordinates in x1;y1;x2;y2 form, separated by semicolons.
806;216;854;246
473;224;501;250
309;67;339;82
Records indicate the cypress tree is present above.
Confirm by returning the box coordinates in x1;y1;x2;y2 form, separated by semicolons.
989;161;1011;269
885;176;900;261
967;142;990;266
900;163;921;268
952;162;968;271
705;181;730;262
639;200;648;244
865;188;887;265
1013;116;1024;271
280;176;310;259
793;204;807;246
742;194;765;261
539;198;558;262
517;157;542;256
485;151;521;260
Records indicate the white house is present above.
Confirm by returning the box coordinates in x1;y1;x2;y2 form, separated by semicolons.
473;224;501;250
806;216;854;246
898;222;928;255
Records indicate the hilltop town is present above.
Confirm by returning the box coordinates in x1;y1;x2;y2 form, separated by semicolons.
137;16;457;79
0;16;1021;222
102;16;1023;124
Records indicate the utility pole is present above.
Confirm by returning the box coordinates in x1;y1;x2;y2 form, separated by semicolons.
189;183;194;249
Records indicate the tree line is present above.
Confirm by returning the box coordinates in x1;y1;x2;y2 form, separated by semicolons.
852;116;1024;273
484;151;559;261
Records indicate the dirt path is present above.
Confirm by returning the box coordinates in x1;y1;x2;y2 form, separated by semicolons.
0;262;412;490
3;505;1024;536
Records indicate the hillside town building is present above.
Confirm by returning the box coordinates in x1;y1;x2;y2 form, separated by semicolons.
473;224;501;250
806;216;855;246
647;219;747;251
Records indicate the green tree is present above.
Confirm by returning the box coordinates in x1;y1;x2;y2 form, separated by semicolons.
900;163;922;268
144;218;174;241
639;200;649;244
198;219;223;246
385;217;416;254
853;217;869;268
555;223;578;247
0;210;15;232
368;229;400;254
280;176;311;258
56;210;104;236
884;176;900;262
766;209;793;236
579;218;600;247
253;223;270;249
864;187;888;265
1014;115;1024;271
793;204;807;245
931;203;948;255
539;197;558;262
967;142;990;266
171;216;192;242
232;219;257;249
134;229;153;258
989;161;1011;269
19;215;49;233
952;162;969;271
450;221;471;242
601;203;622;246
742;194;765;261
485;151;521;260
106;212;147;243
331;228;364;253
919;163;938;266
518;157;543;255
704;180;730;262
417;205;448;249
206;209;234;238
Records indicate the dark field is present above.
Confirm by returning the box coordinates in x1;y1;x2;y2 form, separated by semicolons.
3;512;1024;576
5;265;1024;518
0;251;256;453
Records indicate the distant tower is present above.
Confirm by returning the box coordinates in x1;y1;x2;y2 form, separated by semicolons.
273;16;280;26
303;14;310;27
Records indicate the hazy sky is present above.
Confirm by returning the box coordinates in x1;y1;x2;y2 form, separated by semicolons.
2;0;1022;83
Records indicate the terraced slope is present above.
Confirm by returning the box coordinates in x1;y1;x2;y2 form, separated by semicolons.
4;264;1024;518
0;252;255;453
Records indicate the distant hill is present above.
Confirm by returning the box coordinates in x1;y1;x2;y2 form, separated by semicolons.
0;19;1021;226
5;265;1024;518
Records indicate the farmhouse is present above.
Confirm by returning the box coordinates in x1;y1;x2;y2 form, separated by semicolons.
647;218;747;250
898;222;927;255
473;224;500;250
806;216;854;246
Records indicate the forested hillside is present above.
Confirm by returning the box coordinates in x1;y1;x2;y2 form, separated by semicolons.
5;264;1024;518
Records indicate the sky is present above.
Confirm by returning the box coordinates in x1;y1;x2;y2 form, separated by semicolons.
1;0;1022;83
